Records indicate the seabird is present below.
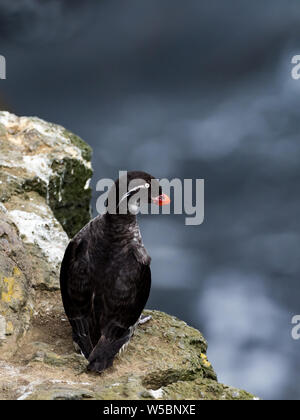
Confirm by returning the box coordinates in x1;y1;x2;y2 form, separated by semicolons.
60;171;170;373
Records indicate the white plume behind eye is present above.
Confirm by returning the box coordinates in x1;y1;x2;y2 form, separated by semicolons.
118;182;151;207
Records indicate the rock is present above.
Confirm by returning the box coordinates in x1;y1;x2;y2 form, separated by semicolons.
0;111;92;239
0;307;257;401
0;207;33;357
25;386;95;401
0;112;92;357
0;111;93;291
0;112;257;400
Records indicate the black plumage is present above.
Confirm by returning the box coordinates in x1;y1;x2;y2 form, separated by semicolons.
60;171;169;373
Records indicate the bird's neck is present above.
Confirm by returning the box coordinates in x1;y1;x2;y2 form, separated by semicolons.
104;213;140;241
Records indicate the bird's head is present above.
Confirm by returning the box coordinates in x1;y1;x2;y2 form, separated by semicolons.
107;171;170;215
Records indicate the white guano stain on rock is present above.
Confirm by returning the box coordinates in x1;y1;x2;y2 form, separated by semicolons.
22;155;53;185
0;203;7;213
148;388;164;399
8;208;68;267
0;111;17;126
84;178;91;190
17;381;42;401
0;316;6;340
50;379;92;386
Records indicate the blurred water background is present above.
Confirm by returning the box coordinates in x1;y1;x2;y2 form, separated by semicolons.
0;0;300;399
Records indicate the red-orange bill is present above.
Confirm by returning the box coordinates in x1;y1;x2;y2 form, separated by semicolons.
152;193;171;206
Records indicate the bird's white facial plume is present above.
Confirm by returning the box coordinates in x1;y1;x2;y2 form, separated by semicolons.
120;179;150;215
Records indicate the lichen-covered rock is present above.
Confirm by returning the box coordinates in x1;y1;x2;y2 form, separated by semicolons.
4;192;69;291
0;206;33;358
0;306;257;401
0;111;93;291
0;111;92;239
0;112;93;357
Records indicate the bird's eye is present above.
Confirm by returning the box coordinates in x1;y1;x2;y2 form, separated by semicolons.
145;183;150;189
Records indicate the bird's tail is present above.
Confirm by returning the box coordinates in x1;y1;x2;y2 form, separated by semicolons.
87;334;131;373
70;317;94;359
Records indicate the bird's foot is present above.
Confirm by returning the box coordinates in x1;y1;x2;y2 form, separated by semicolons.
87;358;113;374
87;362;103;374
138;314;152;325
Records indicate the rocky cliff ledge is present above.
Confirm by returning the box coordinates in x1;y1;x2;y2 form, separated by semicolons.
0;112;257;400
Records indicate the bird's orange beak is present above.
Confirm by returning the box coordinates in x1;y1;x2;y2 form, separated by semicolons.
152;193;171;206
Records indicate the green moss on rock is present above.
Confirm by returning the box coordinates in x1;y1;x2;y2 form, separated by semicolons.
63;129;92;162
163;378;256;400
49;158;93;238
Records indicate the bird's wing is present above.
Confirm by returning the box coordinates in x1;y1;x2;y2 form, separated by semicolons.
130;262;152;324
88;261;151;372
60;236;92;317
98;260;152;341
60;232;95;357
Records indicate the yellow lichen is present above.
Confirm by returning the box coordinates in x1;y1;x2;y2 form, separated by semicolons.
13;267;22;277
1;268;23;303
200;353;211;367
1;277;15;303
5;321;14;335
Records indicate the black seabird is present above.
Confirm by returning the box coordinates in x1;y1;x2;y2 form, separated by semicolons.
60;171;170;373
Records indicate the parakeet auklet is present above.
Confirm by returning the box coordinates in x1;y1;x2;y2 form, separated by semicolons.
60;171;170;373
